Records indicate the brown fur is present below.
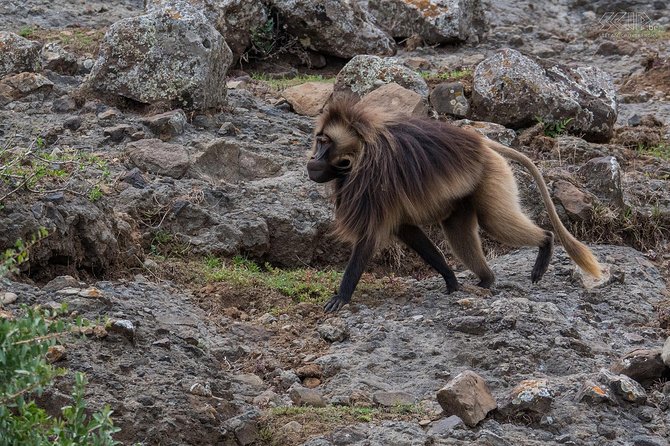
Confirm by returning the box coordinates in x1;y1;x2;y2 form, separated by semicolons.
312;97;602;280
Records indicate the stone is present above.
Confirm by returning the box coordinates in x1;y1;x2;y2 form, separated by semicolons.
78;287;103;298
303;377;321;388
0;72;54;106
140;109;187;141
499;379;554;417
662;337;670;367
127;139;191;179
430;82;469;117
189;138;280;182
222;410;260;446
359;83;428;117
553;180;593;221
595;40;637;56
296;363;322;379
189;382;213;397
282;82;333;117
578;156;624;208
452;119;517;146
472;48;617;142
598;369;647;404
253;389;280;407
575;380;617;405
103;125;134;142
436;370;497;427
234;373;264;387
43;275;80;292
427;415;464;436
52;96;78;113
1;292;18;304
62;116;82;131
611;349;666;384
108;319;136;341
87;2;232;109
121;168;148;188
46;345;66;363
368;0;486;44
289;384;327;407
40;42;78;75
632;436;669;446
372;391;415;407
335;55;428;98
269;0;395;59
317;317;349;342
0;31;41;77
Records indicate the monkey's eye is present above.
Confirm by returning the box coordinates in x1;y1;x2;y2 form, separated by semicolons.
335;159;352;169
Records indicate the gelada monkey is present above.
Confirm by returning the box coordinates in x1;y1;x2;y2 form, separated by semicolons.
307;96;601;313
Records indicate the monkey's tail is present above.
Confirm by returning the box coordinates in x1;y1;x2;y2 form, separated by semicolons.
486;139;602;279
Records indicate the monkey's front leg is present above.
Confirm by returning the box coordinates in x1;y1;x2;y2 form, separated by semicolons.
324;238;375;313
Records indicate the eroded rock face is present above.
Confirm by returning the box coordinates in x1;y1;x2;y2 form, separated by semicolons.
334;55;428;98
88;2;232;109
367;0;487;44
472;48;617;142
0;31;41;78
269;0;396;58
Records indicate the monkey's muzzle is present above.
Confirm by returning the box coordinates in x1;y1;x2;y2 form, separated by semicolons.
306;159;334;183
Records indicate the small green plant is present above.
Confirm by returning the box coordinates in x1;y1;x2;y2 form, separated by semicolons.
420;68;473;81
88;185;103;202
636;142;670;160
0;307;120;445
250;17;277;58
18;26;35;38
536;116;574;138
1;227;49;277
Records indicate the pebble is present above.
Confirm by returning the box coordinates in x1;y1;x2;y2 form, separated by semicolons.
598;369;647;404
372;390;415;407
317;317;349;342
1;292;18;304
436;370;497;427
108;319;136;340
46;345;66;363
289;384;326;407
427;415;464;436
189;382;212;397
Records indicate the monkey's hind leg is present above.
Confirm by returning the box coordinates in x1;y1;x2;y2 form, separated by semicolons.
474;169;554;283
396;224;459;293
441;200;495;288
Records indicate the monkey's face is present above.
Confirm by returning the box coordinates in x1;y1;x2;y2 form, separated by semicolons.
307;133;355;183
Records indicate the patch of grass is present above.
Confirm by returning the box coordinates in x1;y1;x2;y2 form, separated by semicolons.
19;27;104;55
18;26;35;38
420;68;473;82
204;255;342;304
637;142;670;160
251;73;336;90
536;116;574;138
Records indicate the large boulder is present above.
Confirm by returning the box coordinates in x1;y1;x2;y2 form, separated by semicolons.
471;48;617;142
334;55;428;98
145;0;267;60
269;0;396;58
0;31;41;78
367;0;486;44
87;2;232;110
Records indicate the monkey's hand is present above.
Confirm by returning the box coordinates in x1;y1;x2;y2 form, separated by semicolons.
324;294;350;313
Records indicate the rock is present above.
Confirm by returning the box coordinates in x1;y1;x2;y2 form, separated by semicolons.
472;48;617;142
62;116;82;131
0;72;54;106
103;124;133;142
234;373;264;387
252;389;280;407
317;317;349;342
611;349;666;384
222;410;259;446
368;0;486;44
46;345;66;363
88;2;232;109
436;370;497;427
108;319;136;341
289;384;327;407
499;379;553;418
595;40;637;56
127;139;191;179
52;96;78;113
303;377;321;388
430;82;469;117
97;109;121;121
633;436;669;446
146;0;267;60
78;287;103;298
372;391;415;407
278;369;301;389
189;382;213;397
334;55;428;98
0;31;41;77
282;82;333;117
269;0;395;59
121;167;148;188
598;369;647;404
427;415;464;436
40;42;78;75
1;292;18;304
553;180;594;221
296;364;322;379
359;83;428;117
578;156;624;208
452;119;516;146
662;337;670;367
140;109;187;140
575;380;617;405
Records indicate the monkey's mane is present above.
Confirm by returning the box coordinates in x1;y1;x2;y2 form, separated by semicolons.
320;97;486;248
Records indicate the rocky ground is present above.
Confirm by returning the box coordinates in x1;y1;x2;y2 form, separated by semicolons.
1;0;670;445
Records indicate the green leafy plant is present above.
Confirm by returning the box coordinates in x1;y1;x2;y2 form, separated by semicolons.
536;116;574;138
636;142;670;160
0;307;120;445
1;227;49;277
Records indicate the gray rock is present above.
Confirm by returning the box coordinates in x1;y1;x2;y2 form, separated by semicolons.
368;0;486;44
222;410;260;446
427;415;464;436
371;390;415;407
430;82;470;117
108;319;136;341
288;384;327;407
334;55;428;98
0;72;54;106
598;369;647;404
553;180;594;221
472;48;617;142
88;2;232;109
1;292;18;304
575;380;617;405
633;436;669;446
127;139;190;179
610;349;666;384
358;83;428;117
578;156;624;208
43;276;81;292
269;0;395;59
499;379;554;418
52;96;78;113
140;109;187;141
436;370;497;427
662;337;670;367
0;31;41;77
317;317;349;343
40;42;78;75
62;116;82;131
452;119;517;146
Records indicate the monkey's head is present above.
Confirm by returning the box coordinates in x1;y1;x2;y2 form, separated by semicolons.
307;124;361;183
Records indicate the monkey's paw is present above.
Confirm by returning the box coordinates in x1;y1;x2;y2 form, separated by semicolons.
324;294;349;313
